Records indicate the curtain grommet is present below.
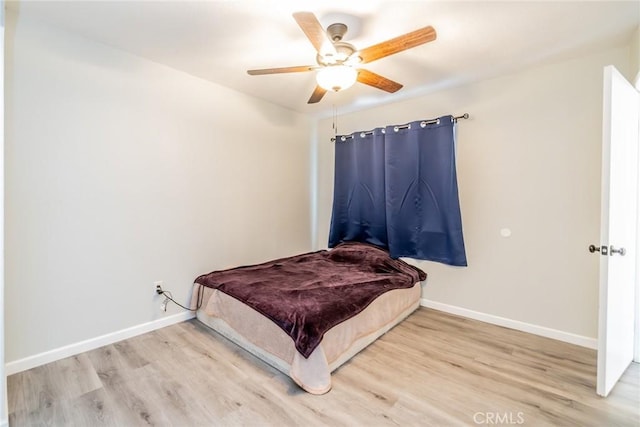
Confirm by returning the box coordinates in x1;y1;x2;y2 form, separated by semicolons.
340;136;346;142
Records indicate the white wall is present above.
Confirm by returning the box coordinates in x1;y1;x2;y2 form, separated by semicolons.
5;13;311;364
315;44;632;341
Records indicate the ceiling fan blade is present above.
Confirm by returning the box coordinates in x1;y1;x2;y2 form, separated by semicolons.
292;11;337;56
308;85;327;104
357;26;436;64
357;69;403;93
247;65;317;75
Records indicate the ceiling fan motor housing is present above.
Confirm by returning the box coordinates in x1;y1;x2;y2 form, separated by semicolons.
316;22;358;65
327;23;347;41
317;41;356;65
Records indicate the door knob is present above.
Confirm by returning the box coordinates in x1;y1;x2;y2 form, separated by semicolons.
610;246;626;256
589;244;608;255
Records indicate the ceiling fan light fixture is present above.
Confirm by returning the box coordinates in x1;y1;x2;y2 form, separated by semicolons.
248;12;436;103
316;65;358;92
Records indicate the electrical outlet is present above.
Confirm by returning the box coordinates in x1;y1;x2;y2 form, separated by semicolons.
154;281;164;295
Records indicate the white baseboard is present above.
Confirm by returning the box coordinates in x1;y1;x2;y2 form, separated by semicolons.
5;312;195;376
420;299;598;349
5;301;597;376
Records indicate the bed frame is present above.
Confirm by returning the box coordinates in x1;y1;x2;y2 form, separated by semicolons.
193;282;421;394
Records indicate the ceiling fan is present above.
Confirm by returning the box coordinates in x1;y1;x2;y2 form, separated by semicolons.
247;12;437;104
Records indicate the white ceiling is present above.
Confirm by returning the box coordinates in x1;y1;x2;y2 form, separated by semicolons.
8;1;640;117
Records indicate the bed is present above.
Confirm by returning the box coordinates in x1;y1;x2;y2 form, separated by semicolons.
191;242;426;394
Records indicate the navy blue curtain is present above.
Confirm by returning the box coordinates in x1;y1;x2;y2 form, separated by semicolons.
328;115;467;266
328;129;388;249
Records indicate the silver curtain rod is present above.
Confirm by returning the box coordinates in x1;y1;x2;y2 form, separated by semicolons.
331;113;470;142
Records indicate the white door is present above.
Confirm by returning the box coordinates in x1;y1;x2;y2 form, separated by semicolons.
595;65;639;397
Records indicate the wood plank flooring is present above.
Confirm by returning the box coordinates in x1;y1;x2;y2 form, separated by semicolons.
8;308;640;426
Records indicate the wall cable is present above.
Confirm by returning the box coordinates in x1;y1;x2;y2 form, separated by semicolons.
158;284;204;312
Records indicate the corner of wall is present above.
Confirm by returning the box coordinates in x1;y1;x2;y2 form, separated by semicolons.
1;0;7;423
631;25;640;80
309;119;319;251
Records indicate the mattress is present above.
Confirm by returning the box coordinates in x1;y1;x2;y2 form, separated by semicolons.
193;282;421;394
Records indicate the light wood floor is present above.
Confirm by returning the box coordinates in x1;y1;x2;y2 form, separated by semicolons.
8;308;640;426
